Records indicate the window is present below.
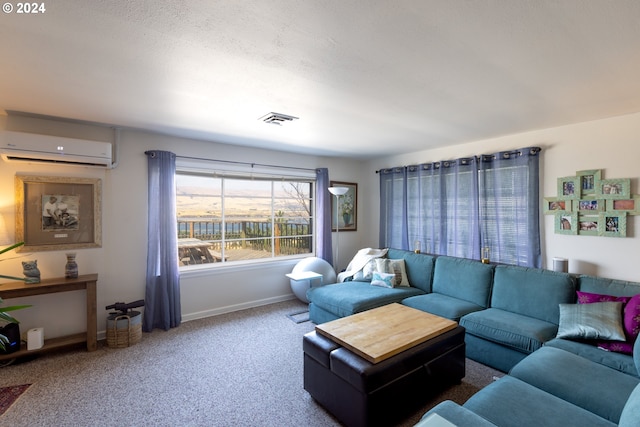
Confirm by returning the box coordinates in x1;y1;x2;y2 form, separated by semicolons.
380;147;541;267
175;167;315;267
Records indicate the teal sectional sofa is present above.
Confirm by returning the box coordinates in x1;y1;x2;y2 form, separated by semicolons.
306;248;640;426
307;248;578;373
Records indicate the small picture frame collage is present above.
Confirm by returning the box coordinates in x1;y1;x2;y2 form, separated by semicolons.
544;169;636;237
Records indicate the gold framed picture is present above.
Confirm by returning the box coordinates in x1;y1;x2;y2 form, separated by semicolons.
15;175;102;252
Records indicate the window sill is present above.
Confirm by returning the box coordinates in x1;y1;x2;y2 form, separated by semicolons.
178;255;310;279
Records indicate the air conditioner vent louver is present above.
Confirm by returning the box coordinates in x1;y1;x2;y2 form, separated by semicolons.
259;112;299;126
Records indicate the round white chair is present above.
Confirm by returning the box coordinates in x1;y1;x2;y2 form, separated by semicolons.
288;257;336;303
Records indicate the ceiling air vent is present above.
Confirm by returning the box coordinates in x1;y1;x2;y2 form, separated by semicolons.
259;112;299;126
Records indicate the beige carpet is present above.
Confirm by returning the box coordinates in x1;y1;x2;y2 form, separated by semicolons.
0;300;501;426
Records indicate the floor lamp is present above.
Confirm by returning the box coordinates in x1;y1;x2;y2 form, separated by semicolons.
328;186;349;273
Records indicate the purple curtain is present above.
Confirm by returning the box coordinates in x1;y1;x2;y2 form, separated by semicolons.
478;148;542;267
143;150;181;332
407;158;480;258
379;167;408;250
315;168;332;264
380;147;541;267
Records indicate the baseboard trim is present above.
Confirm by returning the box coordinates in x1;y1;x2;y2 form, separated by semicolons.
181;294;298;322
97;294;299;340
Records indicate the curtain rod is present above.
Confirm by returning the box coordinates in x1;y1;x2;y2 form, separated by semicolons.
175;155;317;172
375;146;541;173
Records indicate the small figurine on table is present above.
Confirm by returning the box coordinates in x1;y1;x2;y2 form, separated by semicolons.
22;260;41;284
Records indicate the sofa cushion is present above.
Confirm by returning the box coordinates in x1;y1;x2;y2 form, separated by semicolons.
306;282;424;318
463;376;616;427
431;256;494;308
386;249;435;292
545;338;638;377
491;265;575;324
510;346;640;423
557;301;626;341
460;308;558;354
578;275;640;298
402;293;485;322
420;401;497;426
619;382;640;427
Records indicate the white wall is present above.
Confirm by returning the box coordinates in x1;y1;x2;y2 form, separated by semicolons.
364;112;640;282
4;110;640;341
0;116;368;339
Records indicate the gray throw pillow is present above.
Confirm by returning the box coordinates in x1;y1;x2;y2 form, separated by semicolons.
557;301;626;341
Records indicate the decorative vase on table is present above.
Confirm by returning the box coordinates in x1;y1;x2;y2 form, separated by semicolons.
65;253;78;278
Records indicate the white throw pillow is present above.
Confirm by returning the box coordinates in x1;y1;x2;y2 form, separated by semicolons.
375;258;410;287
371;272;396;288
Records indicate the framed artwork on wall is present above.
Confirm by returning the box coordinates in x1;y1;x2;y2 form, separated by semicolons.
607;195;640;215
577;215;599;236
597;178;631;199
573;198;605;213
557;176;579;200
543;197;570;214
554;211;577;235
576;169;601;197
15;175;102;252
330;181;357;231
598;212;627;237
546;168;637;237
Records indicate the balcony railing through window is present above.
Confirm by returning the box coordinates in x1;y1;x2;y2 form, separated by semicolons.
177;219;313;265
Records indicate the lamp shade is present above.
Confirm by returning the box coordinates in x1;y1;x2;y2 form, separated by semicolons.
328;186;348;196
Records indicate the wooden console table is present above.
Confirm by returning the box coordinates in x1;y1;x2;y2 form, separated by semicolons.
0;274;97;361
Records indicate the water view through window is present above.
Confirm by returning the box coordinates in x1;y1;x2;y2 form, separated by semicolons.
176;173;314;266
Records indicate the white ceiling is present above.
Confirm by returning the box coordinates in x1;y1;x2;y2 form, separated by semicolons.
2;1;640;159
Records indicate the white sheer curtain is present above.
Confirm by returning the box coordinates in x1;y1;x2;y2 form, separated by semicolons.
143;150;181;332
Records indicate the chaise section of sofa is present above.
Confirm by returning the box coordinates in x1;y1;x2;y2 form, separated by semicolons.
307;249;435;324
463;376;619;427
421;377;640;427
401;255;494;321
509;346;639;424
459;264;575;372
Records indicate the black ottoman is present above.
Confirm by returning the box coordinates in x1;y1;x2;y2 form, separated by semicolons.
303;326;465;427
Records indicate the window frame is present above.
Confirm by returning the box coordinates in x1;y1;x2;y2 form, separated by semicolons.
175;159;317;271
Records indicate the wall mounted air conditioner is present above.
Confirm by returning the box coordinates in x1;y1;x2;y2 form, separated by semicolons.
0;131;114;168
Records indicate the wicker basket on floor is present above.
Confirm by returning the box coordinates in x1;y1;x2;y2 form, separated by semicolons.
106;311;142;348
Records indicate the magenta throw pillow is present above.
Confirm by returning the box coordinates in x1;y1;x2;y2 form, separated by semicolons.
577;291;638;355
577;291;630;304
623;294;640;340
598;341;634;354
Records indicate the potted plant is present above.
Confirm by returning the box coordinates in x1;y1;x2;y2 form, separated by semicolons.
0;298;31;353
0;241;31;353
